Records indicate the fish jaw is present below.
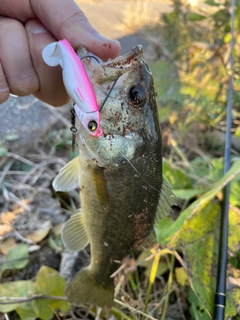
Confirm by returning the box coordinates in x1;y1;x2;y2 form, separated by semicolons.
77;118;144;167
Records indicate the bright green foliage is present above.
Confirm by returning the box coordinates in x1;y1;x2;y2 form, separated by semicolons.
2;243;29;273
186;12;206;21
188;288;211;320
0;281;35;314
0;266;69;320
35;266;69;316
158;160;240;243
151;0;240;140
153;0;240;317
157;160;240;318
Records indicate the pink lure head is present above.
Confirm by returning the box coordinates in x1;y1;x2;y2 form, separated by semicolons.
42;39;102;137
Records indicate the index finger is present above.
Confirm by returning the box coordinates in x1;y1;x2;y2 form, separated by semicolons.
30;0;121;60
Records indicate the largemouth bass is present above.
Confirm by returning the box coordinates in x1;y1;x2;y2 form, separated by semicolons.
53;45;175;308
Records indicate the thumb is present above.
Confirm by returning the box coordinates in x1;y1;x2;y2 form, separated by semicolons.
30;0;121;60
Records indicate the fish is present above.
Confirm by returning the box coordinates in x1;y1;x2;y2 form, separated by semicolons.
53;45;175;308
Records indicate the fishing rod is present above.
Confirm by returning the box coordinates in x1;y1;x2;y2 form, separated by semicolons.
213;0;235;319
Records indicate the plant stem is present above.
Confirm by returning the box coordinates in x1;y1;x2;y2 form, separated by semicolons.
161;254;175;320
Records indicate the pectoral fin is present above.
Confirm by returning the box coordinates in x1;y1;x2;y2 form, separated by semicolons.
139;230;157;249
155;180;176;224
140;181;176;250
53;156;80;191
61;211;89;251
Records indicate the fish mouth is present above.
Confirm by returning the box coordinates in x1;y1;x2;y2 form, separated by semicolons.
75;45;150;167
102;45;144;68
78;45;147;75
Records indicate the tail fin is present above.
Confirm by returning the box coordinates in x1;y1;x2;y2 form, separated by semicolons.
65;267;114;308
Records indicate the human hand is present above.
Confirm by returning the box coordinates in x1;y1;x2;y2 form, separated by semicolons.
0;0;121;106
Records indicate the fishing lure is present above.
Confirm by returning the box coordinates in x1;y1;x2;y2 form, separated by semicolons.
42;39;103;138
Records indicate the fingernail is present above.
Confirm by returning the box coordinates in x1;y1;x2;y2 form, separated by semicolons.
27;20;48;35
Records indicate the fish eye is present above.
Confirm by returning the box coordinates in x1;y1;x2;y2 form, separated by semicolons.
88;120;98;132
129;85;146;108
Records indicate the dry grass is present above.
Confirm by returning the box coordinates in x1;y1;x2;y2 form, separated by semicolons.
0;106;72;241
117;0;161;33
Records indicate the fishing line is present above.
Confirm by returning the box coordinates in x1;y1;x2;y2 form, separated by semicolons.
213;0;235;319
81;55;100;63
81;54;121;113
100;74;120;112
120;151;161;194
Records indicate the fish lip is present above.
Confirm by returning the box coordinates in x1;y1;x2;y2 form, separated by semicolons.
102;45;144;68
78;45;144;69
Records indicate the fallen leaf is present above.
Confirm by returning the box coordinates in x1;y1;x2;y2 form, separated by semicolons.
52;222;64;236
0;238;17;255
26;221;51;243
175;267;189;287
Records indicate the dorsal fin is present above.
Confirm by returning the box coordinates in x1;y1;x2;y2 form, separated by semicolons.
53;156;80;191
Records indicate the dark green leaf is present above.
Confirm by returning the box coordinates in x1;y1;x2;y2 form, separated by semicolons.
187;12;206;21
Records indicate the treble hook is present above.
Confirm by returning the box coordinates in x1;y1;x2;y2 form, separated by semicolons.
70;104;78;153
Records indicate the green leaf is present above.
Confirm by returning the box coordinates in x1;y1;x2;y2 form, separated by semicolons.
169;201;220;248
16;300;39;320
175;267;188;287
224;33;232;43
163;161;193;189
0;281;35;313
20;163;33;172
157;160;240;243
188;288;211;320
212;8;230;26
204;0;220;6
0;267;69;320
137;250;169;277
35;266;69;316
0;146;7;156
235;125;240;137
228;207;240;254
173;188;201;200
2;243;29;272
156;216;173;245
163;198;240;317
187;12;206;21
175;205;240;318
5;133;19;141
